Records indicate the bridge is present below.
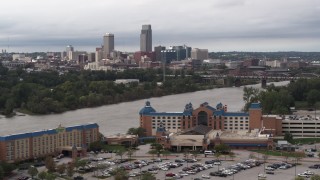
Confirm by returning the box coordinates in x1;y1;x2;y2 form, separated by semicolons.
201;73;319;88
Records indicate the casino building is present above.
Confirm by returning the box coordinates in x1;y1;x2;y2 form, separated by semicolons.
139;101;280;150
0;123;99;163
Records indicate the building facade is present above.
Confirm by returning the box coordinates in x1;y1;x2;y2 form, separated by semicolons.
103;33;115;59
140;25;152;52
191;48;208;60
0;123;99;163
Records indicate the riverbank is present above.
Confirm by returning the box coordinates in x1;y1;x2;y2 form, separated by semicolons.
0;81;290;137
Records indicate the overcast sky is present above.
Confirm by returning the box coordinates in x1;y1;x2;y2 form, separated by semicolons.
1;0;320;52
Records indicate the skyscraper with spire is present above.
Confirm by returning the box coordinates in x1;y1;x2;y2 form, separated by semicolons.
140;25;152;52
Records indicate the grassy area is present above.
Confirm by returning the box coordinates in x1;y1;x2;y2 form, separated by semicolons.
102;145;126;152
291;138;320;145
251;150;305;158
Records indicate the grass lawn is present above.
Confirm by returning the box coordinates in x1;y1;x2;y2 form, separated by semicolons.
291;138;320;145
251;150;305;158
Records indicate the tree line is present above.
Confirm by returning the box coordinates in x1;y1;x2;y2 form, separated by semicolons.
0;66;207;116
243;78;320;114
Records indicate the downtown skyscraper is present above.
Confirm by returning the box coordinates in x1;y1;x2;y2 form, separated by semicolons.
140;25;152;52
103;33;114;59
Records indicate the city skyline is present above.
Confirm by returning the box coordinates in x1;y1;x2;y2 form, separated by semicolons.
0;0;320;52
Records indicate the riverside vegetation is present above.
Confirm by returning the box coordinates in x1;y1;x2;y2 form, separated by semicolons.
0;65;230;116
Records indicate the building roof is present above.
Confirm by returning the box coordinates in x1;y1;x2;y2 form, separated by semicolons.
182;125;213;135
249;103;261;109
139;101;156;115
0;123;98;141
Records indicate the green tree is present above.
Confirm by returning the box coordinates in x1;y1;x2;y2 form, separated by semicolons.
307;89;320;106
44;156;56;172
148;149;157;159
113;168;129;180
56;163;66;176
229;151;236;161
28;166;38;179
127;147;136;161
45;173;56;180
311;174;320;180
284;132;293;143
162;150;171;160
141;172;156;180
214;144;231;154
243;87;260;111
116;149;126;161
38;171;47;180
214;152;221;160
66;163;75;177
127;127;146;137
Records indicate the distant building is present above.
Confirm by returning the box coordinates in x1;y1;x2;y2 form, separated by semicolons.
0;123;99;163
191;48;208;60
154;46;166;61
103;33;115;59
161;50;177;63
140;25;152;52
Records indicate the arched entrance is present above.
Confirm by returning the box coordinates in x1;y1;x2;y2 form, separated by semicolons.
198;111;208;126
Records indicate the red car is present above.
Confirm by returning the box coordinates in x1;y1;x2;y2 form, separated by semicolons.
166;172;175;177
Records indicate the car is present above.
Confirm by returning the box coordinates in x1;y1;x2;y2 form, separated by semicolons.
265;167;275;171
202;174;210;179
266;171;274;175
258;173;267;178
213;161;221;165
298;173;310;178
166;172;176;177
303;170;314;175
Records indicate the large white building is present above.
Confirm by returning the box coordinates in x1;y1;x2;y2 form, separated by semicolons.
191;48;208;60
103;33;114;59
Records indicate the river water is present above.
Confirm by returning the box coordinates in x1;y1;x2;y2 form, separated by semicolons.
0;81;289;136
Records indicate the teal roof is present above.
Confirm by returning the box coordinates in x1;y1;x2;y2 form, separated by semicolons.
139;101;156;115
0;123;98;141
249;103;261;109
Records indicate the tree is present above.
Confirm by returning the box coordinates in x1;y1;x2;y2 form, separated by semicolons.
45;173;56;180
45;156;56;172
74;158;87;172
284;132;293;143
311;174;320;180
154;143;163;157
248;153;256;159
141;172;156;180
162;150;171;160
38;171;47;180
214;144;231;154
127;127;146;137
116;149;126;161
113;168;129;180
243;87;260;111
56;164;66;176
214;152;221;160
229;151;236;161
28;166;38;179
66;163;75;177
127;147;136;161
148;149;157;159
307;89;320;106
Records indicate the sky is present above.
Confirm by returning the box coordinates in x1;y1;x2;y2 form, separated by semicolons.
1;0;320;53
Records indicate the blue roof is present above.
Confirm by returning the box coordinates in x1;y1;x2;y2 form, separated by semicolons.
139;101;156;115
148;112;184;116
0;123;99;141
224;112;249;117
249;103;261;109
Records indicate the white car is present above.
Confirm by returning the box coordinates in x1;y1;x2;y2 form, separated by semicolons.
298;173;310;178
179;172;189;176
213;161;221;165
258;174;266;178
202;174;210;179
304;170;314;175
265;167;275;171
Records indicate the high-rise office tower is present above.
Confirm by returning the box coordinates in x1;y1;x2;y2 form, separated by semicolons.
140;25;152;52
103;33;114;59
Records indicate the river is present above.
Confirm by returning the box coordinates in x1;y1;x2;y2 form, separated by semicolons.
0;81;290;136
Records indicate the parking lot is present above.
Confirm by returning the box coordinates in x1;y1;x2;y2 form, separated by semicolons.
12;144;320;180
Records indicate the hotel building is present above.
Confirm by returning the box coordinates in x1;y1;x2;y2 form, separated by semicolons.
0;123;99;163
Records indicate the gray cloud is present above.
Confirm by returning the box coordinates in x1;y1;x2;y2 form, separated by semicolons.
0;0;320;52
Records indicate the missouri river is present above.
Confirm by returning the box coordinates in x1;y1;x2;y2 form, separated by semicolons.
0;81;289;136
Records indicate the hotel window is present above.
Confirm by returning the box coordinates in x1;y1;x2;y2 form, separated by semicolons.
152;117;155;119
178;117;181;119
152;120;155;122
173;117;176;119
240;117;243;120
162;117;165;119
167;117;171;119
224;117;227;119
157;117;160;119
245;117;249;120
157;120;160;122
230;117;233;120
